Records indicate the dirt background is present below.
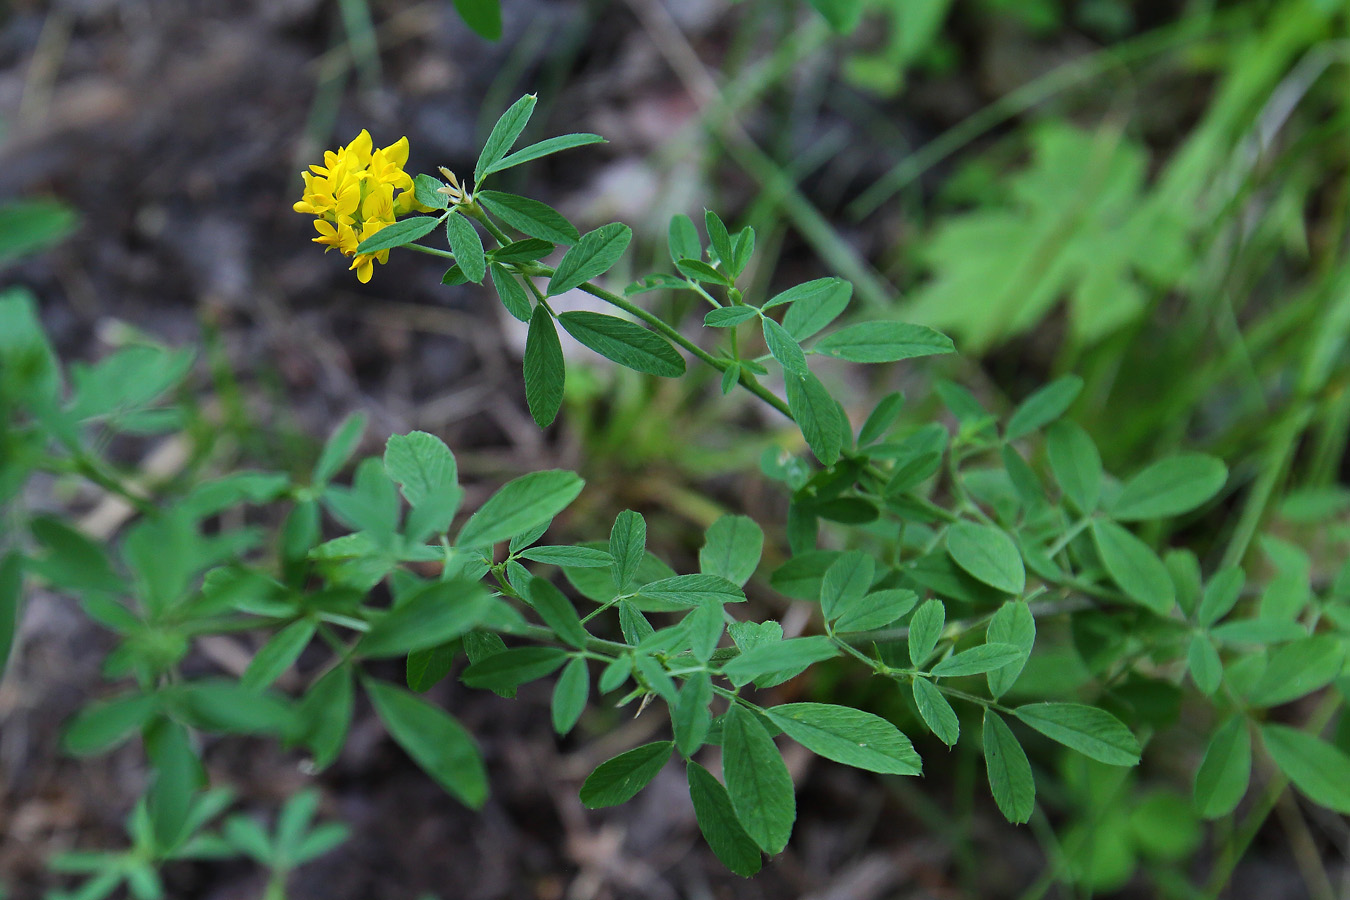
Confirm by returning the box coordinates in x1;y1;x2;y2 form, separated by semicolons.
0;1;1321;898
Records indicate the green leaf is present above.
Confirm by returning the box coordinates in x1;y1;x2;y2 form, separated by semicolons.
930;643;1025;678
762;317;809;376
945;522;1025;595
1211;618;1308;645
1;553;22;676
477;191;580;245
908;599;945;667
0;287;62;407
366;679;488;808
858;392;905;446
486;133;606;176
519;545;612;567
687;762;763;876
525;577;590;650
353;215;441;255
313;412;367;485
551;657;589;735
1091;520;1176;616
322;457;400;545
1247;636;1345;707
169;681;294;736
1261;725;1350;814
579;741;673;808
986;601;1035;699
242;620;316;691
731;227;755;276
608;509;647;593
445;213;486;284
720;636;838;686
636;574;745;608
820;550;874;622
297;666;353;769
699;515;764;587
557;311;685;376
1193;716;1250;819
687;597;725;663
29;517;125;594
766;702;922;776
728;620;783;654
406;641;458;693
1187;634;1222;695
673;671;713;757
1013;702;1141;766
1111;455;1227;521
705;307;759;328
452;0;502;39
384;432;458;507
547;223;632;295
833;589;917;633
618;600;654;645
0;198;77;263
677;258;732;285
781;278;853;340
1046;421;1101;514
598;655;632;694
668;214;701;263
460;631;513;698
883;449;943;497
490;264;533;322
490;238;554;264
145;719;201;849
1167;549;1202;618
1197;567;1245;627
475;94;535;182
704;210;734;272
359;581;493;658
812;322;954;363
62;693;160;756
292;822;350;865
461;646;568;690
413;173;449;210
984;710;1035;824
456;470;584;549
225;816;274;864
785;371;842;466
1002;446;1045;508
633;652;677;702
808;0;865;31
523;306;566;428
912;678;959;746
723;705;796;854
1004;375;1083;441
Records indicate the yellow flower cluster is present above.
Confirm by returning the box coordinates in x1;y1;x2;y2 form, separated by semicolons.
293;130;426;282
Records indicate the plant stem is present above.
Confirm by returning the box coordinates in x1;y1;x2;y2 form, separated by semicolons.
403;242;457;261
463;201;514;247
573;281;796;420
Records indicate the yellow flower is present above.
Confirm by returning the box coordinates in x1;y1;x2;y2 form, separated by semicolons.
294;130;428;282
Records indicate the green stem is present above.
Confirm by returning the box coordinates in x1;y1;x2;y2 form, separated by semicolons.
69;454;158;516
403;242;457;261
463;201;513;248
1046;516;1093;557
575;281;795;420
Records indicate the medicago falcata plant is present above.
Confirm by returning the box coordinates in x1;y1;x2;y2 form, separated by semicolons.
3;94;1349;898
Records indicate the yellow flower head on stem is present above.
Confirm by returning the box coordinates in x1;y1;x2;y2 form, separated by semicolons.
294;130;428;282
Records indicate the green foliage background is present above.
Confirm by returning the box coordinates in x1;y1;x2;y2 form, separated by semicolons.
6;0;1350;898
